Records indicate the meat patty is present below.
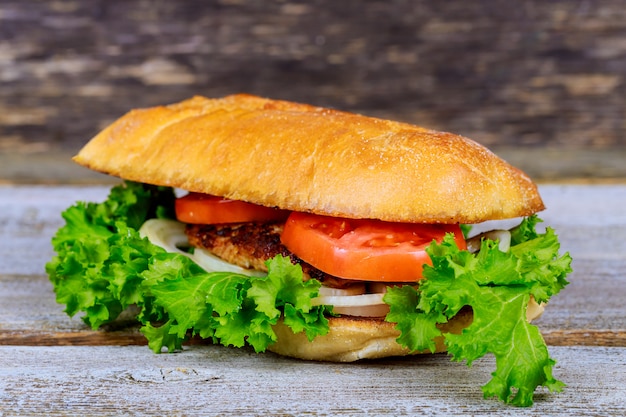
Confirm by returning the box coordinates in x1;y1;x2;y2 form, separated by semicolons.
185;222;357;289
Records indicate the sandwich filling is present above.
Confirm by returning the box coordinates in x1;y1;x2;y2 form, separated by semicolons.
185;222;351;288
141;192;547;322
142;192;529;320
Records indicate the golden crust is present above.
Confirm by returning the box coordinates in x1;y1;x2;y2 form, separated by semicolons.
268;309;472;362
74;94;544;223
268;300;544;362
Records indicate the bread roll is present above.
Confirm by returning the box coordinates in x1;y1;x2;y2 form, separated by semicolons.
74;94;544;224
74;94;547;361
268;310;472;362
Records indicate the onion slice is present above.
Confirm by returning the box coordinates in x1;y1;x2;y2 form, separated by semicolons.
139;218;188;252
312;292;389;318
312;292;385;307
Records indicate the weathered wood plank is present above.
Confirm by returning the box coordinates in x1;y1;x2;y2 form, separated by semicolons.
1;0;625;154
0;345;624;416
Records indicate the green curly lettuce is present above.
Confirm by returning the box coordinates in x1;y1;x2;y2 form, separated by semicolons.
384;216;572;406
46;181;329;352
46;182;175;328
140;253;328;353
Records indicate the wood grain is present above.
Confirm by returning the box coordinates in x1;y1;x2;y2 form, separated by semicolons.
1;0;625;163
1;345;625;416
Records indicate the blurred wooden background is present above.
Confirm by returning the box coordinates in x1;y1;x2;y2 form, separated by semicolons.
1;0;625;183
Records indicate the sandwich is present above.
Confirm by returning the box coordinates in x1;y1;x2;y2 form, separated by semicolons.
47;94;572;406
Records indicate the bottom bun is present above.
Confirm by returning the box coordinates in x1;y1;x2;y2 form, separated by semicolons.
268;300;544;362
268;308;473;362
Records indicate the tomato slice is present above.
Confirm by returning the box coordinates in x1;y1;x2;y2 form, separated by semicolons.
280;212;467;282
175;193;290;224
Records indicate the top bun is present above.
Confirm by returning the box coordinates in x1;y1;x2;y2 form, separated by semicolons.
74;94;544;224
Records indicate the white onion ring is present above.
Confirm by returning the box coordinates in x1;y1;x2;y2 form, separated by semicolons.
311;292;385;307
312;293;389;318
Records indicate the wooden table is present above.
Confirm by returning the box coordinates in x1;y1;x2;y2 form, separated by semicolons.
1;183;625;416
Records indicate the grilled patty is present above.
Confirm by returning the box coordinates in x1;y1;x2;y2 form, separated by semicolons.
185;222;356;289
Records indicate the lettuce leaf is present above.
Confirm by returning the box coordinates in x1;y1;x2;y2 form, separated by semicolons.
46;181;328;353
139;253;328;353
46;182;175;328
384;215;572;406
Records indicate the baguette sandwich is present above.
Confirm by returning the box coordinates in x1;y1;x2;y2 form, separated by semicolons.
47;94;571;406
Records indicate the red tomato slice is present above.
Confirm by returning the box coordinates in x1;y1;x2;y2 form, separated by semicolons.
175;193;290;224
280;212;467;282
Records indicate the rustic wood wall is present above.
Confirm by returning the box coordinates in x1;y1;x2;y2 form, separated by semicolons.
1;0;625;181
